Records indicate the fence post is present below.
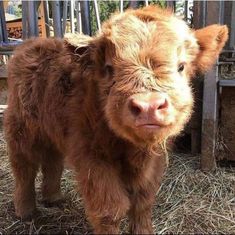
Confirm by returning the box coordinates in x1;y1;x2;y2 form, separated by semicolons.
201;1;224;171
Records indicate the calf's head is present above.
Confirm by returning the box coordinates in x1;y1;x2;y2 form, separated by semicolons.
66;6;228;147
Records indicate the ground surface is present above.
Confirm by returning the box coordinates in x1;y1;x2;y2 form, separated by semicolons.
0;129;235;234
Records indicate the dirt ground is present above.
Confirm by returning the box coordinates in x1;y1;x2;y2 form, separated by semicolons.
0;129;235;234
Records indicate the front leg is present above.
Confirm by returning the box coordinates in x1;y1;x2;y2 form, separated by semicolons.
128;184;155;234
77;159;130;234
128;152;167;234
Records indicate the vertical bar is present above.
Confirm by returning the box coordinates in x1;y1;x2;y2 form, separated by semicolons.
184;0;188;21
201;1;222;171
70;0;75;33
43;0;50;37
129;1;138;9
80;0;91;36
145;0;149;7
62;0;68;35
166;1;175;12
28;1;38;37
201;65;219;171
120;0;123;13
22;1;29;39
75;1;82;33
0;0;8;42
94;0;101;32
51;0;62;38
230;1;235;49
0;18;3;42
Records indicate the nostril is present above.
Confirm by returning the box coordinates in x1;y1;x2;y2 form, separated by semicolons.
158;99;169;110
128;99;142;117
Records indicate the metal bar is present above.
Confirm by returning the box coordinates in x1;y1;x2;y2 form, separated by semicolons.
166;1;175;11
0;15;3;42
120;0;123;13
43;0;50;37
230;2;235;49
62;0;68;35
75;1;82;33
94;0;101;32
0;0;8;42
80;1;91;36
219;80;235;87
28;1;38;37
184;0;188;21
22;1;29;39
51;0;62;38
70;0;75;33
129;1;138;9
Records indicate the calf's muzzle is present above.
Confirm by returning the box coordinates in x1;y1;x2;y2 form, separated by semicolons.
127;93;171;129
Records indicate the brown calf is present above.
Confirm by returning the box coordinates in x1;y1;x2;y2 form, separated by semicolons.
4;6;228;234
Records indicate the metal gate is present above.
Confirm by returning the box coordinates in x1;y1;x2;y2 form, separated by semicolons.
1;1;235;170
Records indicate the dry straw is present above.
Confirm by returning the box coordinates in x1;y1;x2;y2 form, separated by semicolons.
0;130;234;234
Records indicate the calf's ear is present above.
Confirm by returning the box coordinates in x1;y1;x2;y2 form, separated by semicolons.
194;24;228;73
64;33;93;58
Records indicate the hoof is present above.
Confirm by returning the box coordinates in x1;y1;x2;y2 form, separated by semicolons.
42;197;65;208
16;208;39;221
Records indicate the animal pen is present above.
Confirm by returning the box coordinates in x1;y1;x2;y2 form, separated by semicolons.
0;1;235;235
1;0;235;169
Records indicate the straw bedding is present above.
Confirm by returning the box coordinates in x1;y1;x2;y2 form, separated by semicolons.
0;129;234;234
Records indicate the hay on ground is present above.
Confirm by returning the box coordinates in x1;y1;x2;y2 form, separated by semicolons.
0;130;234;234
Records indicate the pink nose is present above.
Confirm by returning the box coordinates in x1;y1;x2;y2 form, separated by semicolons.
128;97;169;117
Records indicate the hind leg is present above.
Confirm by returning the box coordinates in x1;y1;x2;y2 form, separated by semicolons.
41;148;64;205
10;152;39;219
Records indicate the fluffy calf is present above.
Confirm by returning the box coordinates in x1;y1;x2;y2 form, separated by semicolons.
4;6;228;234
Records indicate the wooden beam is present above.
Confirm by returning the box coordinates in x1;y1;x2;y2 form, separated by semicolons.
201;66;218;171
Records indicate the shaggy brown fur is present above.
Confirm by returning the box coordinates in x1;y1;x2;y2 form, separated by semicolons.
4;6;228;234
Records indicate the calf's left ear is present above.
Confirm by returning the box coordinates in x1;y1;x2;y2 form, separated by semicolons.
194;24;228;73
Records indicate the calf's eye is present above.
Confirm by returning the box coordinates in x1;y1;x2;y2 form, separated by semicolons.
105;64;114;77
178;63;185;73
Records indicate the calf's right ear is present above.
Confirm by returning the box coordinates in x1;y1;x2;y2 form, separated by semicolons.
194;24;228;73
64;33;93;58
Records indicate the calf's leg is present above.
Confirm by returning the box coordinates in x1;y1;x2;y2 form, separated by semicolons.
128;155;166;234
10;152;38;219
41;148;64;205
77;160;130;234
128;185;155;234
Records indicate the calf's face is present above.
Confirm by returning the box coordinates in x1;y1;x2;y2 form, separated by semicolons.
69;7;228;147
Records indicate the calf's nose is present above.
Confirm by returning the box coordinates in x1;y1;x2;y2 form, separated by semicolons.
128;96;169;117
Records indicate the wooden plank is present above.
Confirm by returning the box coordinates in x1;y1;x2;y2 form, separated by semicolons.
201;65;219;171
201;1;224;171
0;65;7;78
